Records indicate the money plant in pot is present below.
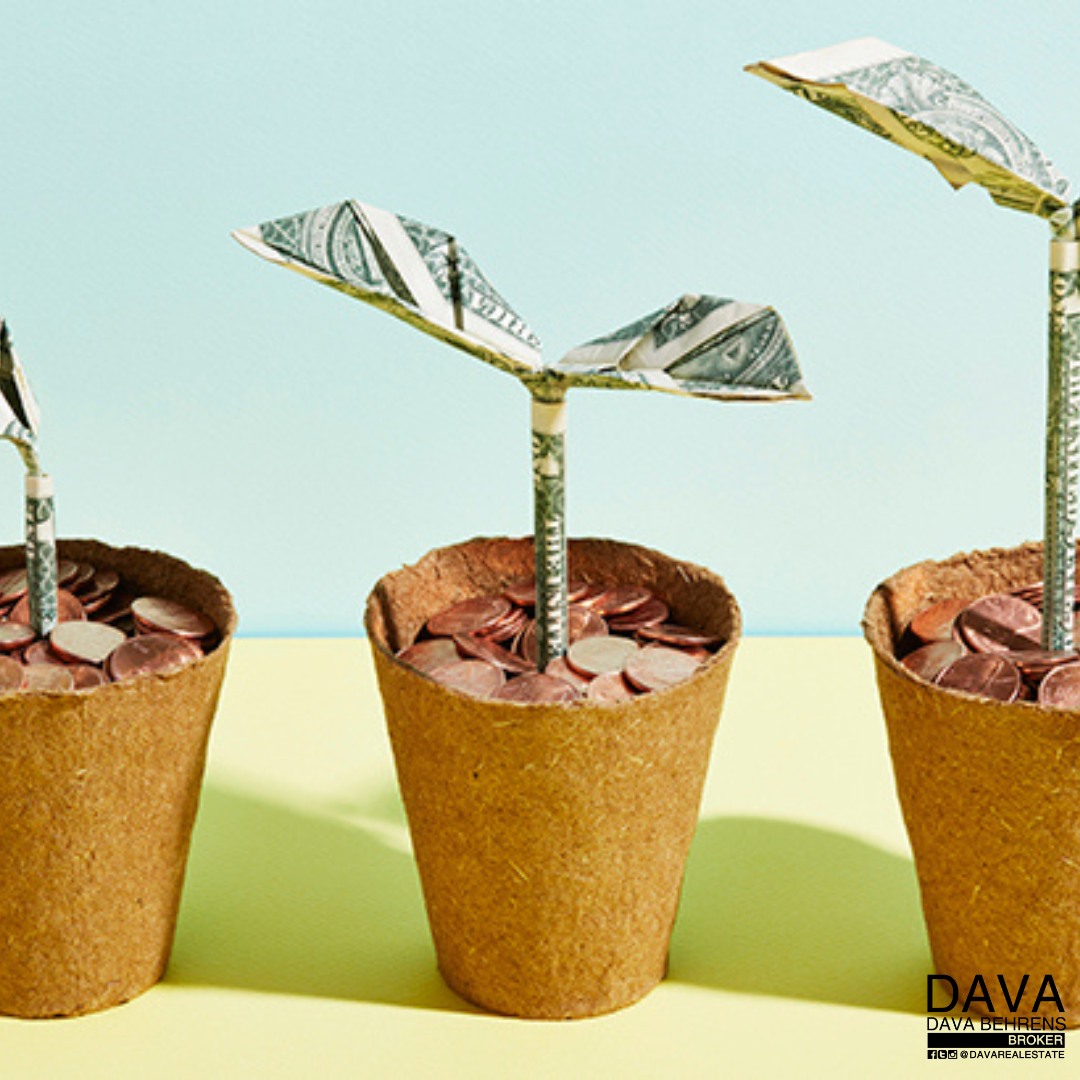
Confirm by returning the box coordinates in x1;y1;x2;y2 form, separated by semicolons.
234;201;809;1018
752;38;1080;1023
0;318;236;1018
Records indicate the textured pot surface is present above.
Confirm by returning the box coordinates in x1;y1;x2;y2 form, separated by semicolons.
0;539;236;1018
366;535;740;1019
864;541;1080;1025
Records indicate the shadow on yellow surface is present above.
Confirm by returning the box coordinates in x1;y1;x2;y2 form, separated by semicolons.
166;783;479;1013
169;788;927;1016
673;816;929;1014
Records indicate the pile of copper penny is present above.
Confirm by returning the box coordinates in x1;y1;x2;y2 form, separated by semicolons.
898;579;1080;708
396;578;722;703
0;559;217;693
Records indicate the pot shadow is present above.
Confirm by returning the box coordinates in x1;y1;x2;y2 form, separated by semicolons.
168;791;929;1016
165;782;480;1013
672;816;930;1014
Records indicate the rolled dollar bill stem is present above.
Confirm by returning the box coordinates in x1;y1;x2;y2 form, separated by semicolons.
531;388;568;671
1043;211;1080;651
24;471;58;636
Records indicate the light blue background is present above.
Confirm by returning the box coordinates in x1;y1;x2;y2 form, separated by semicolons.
1;1;1077;636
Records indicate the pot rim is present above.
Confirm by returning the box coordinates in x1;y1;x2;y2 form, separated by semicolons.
861;538;1079;717
0;537;235;701
364;534;741;710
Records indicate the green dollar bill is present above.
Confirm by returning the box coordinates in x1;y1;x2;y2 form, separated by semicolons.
1;319;58;635
554;293;808;401
531;397;568;670
750;36;1080;648
0;320;41;457
1043;235;1080;649
747;37;1071;220
236;200;811;663
234;201;543;378
236;204;810;403
26;476;58;636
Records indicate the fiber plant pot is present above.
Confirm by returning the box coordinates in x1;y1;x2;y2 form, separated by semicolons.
365;535;740;1019
864;541;1080;1025
0;539;236;1019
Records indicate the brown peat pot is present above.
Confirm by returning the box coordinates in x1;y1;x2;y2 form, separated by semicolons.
0;539;235;1018
864;541;1080;1025
365;536;740;1019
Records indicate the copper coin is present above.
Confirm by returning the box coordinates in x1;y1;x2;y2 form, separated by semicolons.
909;598;969;645
23;639;67;666
66;563;97;594
509;620;530;659
566;636;639;678
453;633;535;675
56;560;79;587
21;664;75;692
503;579;538;606
1011;582;1043;607
79;569;120;605
10;588;86;625
586;671;637;703
608;596;670;633
934;654;1023;703
1009;579;1080;610
999;649;1079;684
107;633;203;681
956;594;1041;654
638;623;722;649
679;645;711;661
91;590;135;625
396;637;462;674
0;568;28;603
588;586;653;618
428;659;505;698
516;620;540;664
426;595;512;638
50;621;127;666
543;656;591;692
502;579;590;607
900;639;966;683
570;604;608;640
69;664;108;689
494;672;582;703
574;583;617;609
478;606;529;643
131;596;216;640
573;583;608;608
0;655;23;691
624;644;702;692
1038;663;1080;709
0;622;35;652
518;607;609;666
82;591;115;615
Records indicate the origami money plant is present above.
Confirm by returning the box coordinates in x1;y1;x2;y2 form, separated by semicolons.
234;201;809;668
0;319;57;635
749;38;1079;651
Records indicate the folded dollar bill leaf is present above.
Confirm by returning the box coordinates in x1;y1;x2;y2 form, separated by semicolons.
233;200;543;377
750;37;1080;650
557;294;807;400
0;319;41;455
234;201;809;402
747;37;1072;220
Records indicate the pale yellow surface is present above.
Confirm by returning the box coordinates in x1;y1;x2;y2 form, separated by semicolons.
2;638;1074;1078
